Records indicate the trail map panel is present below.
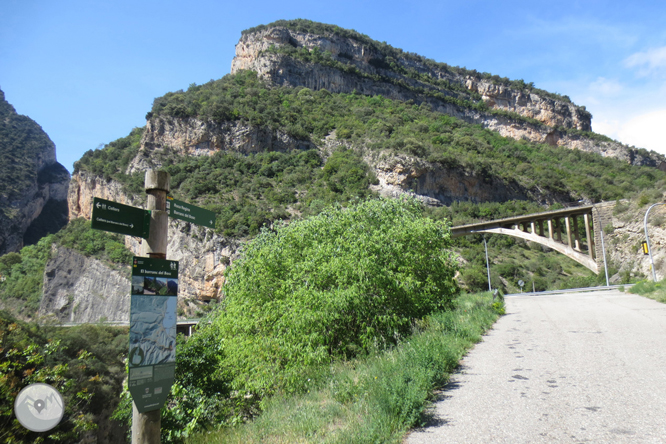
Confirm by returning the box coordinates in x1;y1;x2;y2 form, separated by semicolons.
129;257;178;413
91;197;150;238
166;197;216;228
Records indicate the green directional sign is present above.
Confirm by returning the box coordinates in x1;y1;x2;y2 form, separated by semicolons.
91;197;150;238
129;257;178;413
166;197;216;228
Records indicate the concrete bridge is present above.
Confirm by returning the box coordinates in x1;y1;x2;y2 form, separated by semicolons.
451;202;614;273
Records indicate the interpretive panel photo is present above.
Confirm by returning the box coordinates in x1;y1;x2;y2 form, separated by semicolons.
129;296;177;367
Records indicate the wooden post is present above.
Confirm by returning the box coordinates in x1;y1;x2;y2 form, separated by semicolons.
132;170;170;444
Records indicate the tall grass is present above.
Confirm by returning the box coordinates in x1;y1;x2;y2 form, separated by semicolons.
629;279;666;303
187;292;502;443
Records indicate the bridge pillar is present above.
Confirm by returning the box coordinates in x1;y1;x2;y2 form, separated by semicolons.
538;220;544;237
584;213;594;260
548;219;554;239
531;221;536;234
554;218;562;242
565;216;573;248
573;215;581;251
592;202;615;271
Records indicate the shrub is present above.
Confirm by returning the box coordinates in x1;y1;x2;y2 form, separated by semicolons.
204;198;459;398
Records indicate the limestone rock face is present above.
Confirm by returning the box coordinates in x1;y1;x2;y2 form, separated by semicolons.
39;246;131;323
67;167;241;315
230;26;664;167
0;89;70;255
68;171;140;220
604;203;666;282
369;153;534;206
131;116;316;174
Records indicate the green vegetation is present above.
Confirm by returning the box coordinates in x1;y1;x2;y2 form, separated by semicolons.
0;219;133;317
71;70;666;292
73;127;146;198
629;279;666;303
77;71;665;223
0;310;128;443
185;291;501;443
242;19;573;105
113;198;461;442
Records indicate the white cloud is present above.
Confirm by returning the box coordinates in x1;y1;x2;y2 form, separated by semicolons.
624;46;666;76
615;109;666;154
588;77;623;96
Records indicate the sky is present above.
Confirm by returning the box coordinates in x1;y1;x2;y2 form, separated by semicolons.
2;0;666;173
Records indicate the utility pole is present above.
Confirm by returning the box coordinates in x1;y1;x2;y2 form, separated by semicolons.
592;205;610;287
132;170;170;444
483;236;491;292
644;202;665;282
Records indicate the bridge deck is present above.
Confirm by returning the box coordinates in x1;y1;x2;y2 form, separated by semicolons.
451;205;594;237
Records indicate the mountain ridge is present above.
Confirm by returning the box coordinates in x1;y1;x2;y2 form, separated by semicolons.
0;88;70;256
231;19;663;167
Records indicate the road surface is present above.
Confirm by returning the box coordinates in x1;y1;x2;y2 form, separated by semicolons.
406;289;666;443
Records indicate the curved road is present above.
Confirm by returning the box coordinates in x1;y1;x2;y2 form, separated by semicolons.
406;289;666;443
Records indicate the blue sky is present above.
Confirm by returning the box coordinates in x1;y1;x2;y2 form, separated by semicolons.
2;0;666;172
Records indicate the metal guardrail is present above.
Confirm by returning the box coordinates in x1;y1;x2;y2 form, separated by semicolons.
505;284;634;297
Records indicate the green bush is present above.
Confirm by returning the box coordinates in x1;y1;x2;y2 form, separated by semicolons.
0;311;128;443
0;219;133;318
186;292;501;444
213;198;459;398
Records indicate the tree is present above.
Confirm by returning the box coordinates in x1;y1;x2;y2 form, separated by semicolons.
207;197;459;398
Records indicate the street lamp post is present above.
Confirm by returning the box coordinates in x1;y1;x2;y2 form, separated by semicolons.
644;203;665;282
592;205;610;287
483;235;491;292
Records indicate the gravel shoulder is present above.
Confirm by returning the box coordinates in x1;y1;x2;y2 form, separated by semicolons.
405;290;666;443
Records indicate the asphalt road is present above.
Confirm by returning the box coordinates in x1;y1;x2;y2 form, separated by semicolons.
405;289;666;443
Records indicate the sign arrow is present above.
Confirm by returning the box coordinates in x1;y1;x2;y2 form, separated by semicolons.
91;197;150;239
165;197;216;229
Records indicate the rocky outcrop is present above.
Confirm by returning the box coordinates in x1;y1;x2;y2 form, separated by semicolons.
39;246;131;323
66;168;241;318
129;117;317;174
0;89;70;255
68;171;141;220
603;202;666;282
39;224;241;323
231;25;665;167
369;153;532;206
232;27;589;129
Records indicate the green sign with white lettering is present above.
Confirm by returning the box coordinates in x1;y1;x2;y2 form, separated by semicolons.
166;197;216;228
128;257;178;413
91;197;150;238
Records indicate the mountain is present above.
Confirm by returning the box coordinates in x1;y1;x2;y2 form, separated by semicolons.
0;88;70;256
232;20;663;166
6;19;666;324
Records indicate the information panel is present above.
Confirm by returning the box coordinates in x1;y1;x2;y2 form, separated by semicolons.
91;197;150;239
166;197;216;228
128;257;178;413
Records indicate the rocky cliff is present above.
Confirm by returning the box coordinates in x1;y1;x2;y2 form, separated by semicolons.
0;89;70;255
603;200;666;282
230;22;663;167
39;246;131;323
67;168;240;318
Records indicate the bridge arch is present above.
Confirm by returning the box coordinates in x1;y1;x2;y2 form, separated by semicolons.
450;203;614;273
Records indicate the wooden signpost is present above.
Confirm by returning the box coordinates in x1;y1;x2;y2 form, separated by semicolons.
91;171;216;444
